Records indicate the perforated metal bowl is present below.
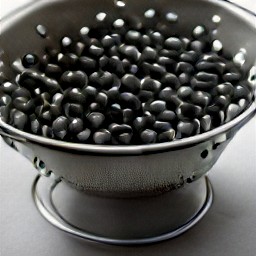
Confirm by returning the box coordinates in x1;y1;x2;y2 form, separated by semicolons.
0;0;255;245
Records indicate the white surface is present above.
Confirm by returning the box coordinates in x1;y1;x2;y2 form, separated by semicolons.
0;1;256;256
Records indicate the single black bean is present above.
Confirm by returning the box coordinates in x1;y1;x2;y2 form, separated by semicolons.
149;100;166;114
225;103;241;123
93;129;111;144
101;35;115;48
133;115;155;131
191;91;211;107
157;110;176;122
79;56;97;73
177;102;202;120
52;116;69;139
177;120;199;137
233;85;251;100
223;72;242;83
13;110;28;130
122;108;134;123
88;45;104;58
120;92;141;110
42;125;54;138
149;64;167;79
177;86;193;100
117;133;133;144
1;82;19;95
196;61;225;74
153;121;172;132
58;53;78;70
0;94;12;107
190;40;206;53
108;56;125;75
214;95;231;109
109;123;132;135
161;73;180;89
77;128;91;142
238;98;249;111
159;49;179;60
120;74;141;93
138;90;154;102
140;46;157;62
192;25;206;38
31;118;41;134
119;45;141;62
13;97;35;113
140;129;157;144
68;118;84;134
215;82;234;96
83;86;97;99
158;87;175;101
195;71;218;85
191;78;216;91
89;102;102;112
36;24;48;38
41;110;53;123
125;30;142;45
87;112;105;129
180;51;199;63
158;129;176;142
64;103;83;117
61;36;72;49
74;42;86;56
0;106;9;123
179;73;191;86
60;70;88;89
12;87;31;99
164;37;182;51
200;114;212;132
175;62;194;74
150;32;164;46
157;57;176;71
22;54;38;68
65;88;86;104
96;92;108;107
141;77;162;93
45;64;62;79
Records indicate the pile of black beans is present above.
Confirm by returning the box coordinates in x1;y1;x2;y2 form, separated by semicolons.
0;10;254;145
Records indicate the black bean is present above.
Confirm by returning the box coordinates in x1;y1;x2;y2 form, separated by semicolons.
42;125;54;138
191;91;211;107
196;61;225;74
180;51;199;63
233;85;251;100
36;24;48;38
164;37;182;51
140;47;157;62
101;35;115;48
200;114;212;132
165;12;178;23
191;78;215;91
108;56;125;75
177;102;202;120
89;102;102;112
158;87;175;101
140;129;157;144
119;45;140;62
122;108;134;123
93;129;111;144
88;45;104;58
125;30;142;45
192;25;206;38
13;110;28;130
0;106;9;123
157;57;176;71
41;77;61;94
141;77;161;93
238;98;248;111
64;103;83;117
161;73;180;89
223;72;241;83
175;62;194;74
190;40;206;53
83;85;97;99
133;114;155;131
58;53;78;70
119;92;140;111
68;118;84;134
106;87;119;102
52;116;69;139
31;118;41;134
225;103;241;123
153;121;172;133
61;36;72;49
45;64;62;79
77;128;91;142
159;49;179;60
79;56;97;73
87;112;105;129
41;110;53;123
117;133;133;144
215;82;234;96
177;86;193;100
22;54;38;68
138;90;154;102
109;123;132;135
12;87;31;99
149;100;166;114
150;32;164;46
96;92;108;107
158;129;176;142
13;97;35;113
177;120;200;138
150;64;167;79
60;70;88;89
0;94;12;107
157;110;176;122
120;74;141;93
179;73;191;86
195;71;218;85
213;95;230;109
65;88;86;104
1;82;19;95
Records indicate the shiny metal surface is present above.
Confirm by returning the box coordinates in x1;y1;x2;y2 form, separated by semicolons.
32;175;213;245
